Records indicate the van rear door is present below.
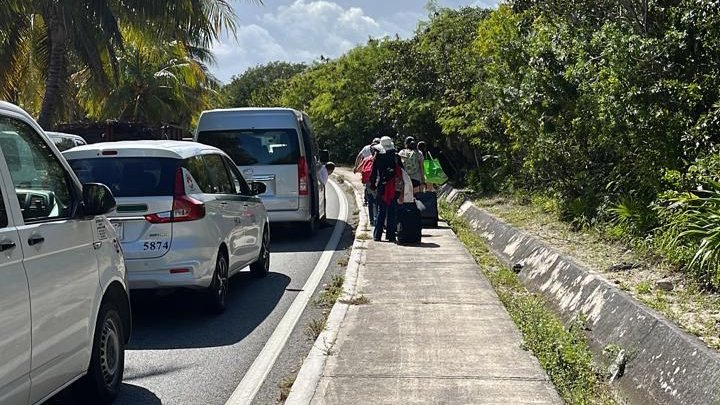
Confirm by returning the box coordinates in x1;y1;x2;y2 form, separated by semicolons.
196;129;300;212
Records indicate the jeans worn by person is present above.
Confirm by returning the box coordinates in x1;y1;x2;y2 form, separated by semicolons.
365;186;376;226
374;195;397;242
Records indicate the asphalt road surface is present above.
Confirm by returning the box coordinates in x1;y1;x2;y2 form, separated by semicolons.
51;180;355;405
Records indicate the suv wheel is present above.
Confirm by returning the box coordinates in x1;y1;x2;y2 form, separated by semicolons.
81;301;125;403
250;228;270;278
206;252;228;314
304;215;318;236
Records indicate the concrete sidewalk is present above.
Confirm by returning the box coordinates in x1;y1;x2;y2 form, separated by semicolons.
293;168;561;404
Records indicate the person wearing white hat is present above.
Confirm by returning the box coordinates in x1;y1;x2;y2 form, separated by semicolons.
369;136;403;242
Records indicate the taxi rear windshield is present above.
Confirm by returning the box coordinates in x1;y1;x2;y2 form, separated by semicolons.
68;157;179;197
197;129;300;166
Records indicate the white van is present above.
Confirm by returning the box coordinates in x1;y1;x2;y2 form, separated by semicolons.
0;102;130;404
195;108;328;234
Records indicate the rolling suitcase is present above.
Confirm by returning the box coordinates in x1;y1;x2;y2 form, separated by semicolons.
397;202;422;245
415;191;439;228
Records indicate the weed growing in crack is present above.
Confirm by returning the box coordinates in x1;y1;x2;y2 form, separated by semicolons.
278;374;296;402
305;318;327;340
340;295;370;305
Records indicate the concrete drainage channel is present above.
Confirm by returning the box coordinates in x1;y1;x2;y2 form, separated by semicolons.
440;186;720;405
284;177;368;404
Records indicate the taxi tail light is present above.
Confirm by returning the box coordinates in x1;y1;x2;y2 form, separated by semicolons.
298;157;309;196
145;168;206;223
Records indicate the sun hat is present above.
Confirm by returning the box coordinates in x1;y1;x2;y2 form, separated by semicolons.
380;136;395;150
372;136;395;154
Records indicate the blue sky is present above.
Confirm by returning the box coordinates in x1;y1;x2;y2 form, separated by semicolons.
210;0;501;83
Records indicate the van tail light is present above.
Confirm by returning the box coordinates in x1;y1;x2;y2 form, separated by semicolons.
298;157;309;196
145;168;206;223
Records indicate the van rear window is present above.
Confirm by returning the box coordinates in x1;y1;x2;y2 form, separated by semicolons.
68;157;179;197
197;129;300;166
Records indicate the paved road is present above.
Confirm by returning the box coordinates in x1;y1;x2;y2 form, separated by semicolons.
51;181;354;404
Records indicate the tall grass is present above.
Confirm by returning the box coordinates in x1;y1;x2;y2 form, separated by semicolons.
659;181;720;288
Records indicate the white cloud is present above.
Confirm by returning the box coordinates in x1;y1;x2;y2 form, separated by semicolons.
211;0;400;83
209;0;502;83
260;0;385;58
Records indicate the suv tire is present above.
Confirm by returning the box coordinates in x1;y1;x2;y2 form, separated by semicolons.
304;215;318;236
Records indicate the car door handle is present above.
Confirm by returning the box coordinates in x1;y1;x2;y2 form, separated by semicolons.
27;236;45;246
0;240;16;252
220;201;228;205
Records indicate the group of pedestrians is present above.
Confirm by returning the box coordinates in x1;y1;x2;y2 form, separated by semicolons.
354;135;432;242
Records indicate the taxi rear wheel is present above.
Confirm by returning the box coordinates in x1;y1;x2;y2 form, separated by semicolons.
250;228;270;278
206;252;228;314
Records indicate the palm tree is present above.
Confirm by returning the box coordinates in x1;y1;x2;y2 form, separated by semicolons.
0;0;239;129
76;33;219;127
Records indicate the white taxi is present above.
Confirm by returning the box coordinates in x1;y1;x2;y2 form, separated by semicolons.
64;141;271;313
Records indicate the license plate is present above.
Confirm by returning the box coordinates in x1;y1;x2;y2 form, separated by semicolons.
111;222;124;241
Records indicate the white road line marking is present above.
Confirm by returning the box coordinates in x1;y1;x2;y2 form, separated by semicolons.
225;179;348;405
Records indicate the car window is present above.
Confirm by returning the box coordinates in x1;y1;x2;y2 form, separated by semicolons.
204;154;235;194
68;157;178;197
51;137;76;152
183;156;211;193
0;117;73;222
0;186;8;228
197;129;300;166
222;156;252;195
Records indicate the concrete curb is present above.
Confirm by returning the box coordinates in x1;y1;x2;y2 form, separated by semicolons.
285;174;367;404
440;185;720;405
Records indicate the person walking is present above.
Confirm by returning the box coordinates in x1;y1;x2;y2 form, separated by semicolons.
369;136;403;242
398;136;424;193
357;148;378;225
417;141;430;191
353;137;380;173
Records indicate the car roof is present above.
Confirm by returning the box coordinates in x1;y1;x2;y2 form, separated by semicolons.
62;140;223;160
0;101;41;127
46;131;85;141
202;107;301;115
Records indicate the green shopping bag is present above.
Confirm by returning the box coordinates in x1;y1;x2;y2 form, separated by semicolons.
423;152;448;184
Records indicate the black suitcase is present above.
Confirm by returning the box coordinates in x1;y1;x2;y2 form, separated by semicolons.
415;191;439;227
397;202;422;245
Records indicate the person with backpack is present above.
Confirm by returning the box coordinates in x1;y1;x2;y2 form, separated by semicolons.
353;137;380;173
358;148;377;225
369;136;403;242
398;136;424;193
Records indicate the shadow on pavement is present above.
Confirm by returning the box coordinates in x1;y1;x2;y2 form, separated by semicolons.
47;383;160;405
269;219;353;253
126;271;290;350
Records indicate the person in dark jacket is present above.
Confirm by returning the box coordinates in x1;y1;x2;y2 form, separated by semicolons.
369;136;403;242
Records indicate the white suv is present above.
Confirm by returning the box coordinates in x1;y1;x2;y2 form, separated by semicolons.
0;102;130;404
64;141;271;313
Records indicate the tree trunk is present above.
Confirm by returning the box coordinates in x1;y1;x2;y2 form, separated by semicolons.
37;4;67;130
